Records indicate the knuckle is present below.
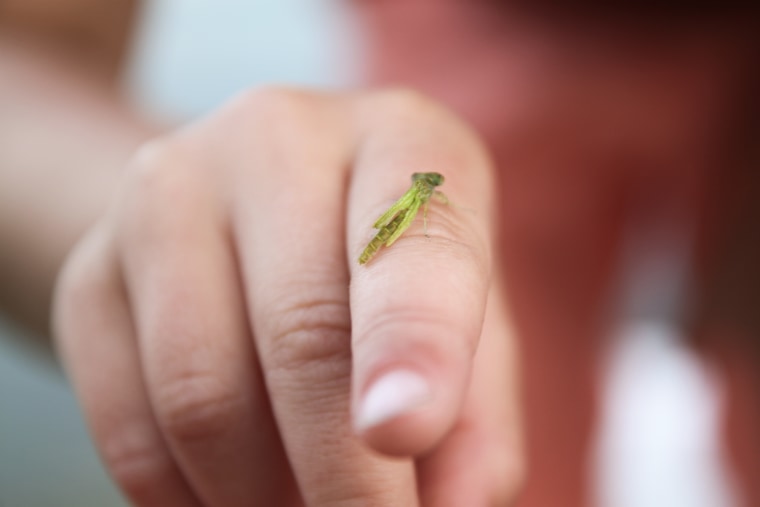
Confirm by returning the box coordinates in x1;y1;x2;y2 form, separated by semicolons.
154;372;244;444
99;424;174;498
129;137;188;186
118;138;211;239
126;138;196;205
371;87;490;160
222;86;330;179
264;294;351;374
366;87;448;127
236;85;319;128
374;87;431;112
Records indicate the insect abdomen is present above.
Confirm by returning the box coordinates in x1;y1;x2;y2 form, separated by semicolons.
358;210;407;264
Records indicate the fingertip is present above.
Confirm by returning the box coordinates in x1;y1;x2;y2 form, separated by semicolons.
354;369;433;431
351;325;475;457
353;369;467;457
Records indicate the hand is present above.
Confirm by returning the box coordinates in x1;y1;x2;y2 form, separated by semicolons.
53;88;523;506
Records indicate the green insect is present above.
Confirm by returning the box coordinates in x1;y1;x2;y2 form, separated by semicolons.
359;172;447;265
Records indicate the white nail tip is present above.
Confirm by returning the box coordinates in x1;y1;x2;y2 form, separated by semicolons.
355;370;432;432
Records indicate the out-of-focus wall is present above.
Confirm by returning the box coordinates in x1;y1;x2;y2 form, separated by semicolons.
0;320;126;507
125;0;359;119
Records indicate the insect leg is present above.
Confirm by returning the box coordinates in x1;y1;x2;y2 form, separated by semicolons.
422;202;429;236
433;190;449;205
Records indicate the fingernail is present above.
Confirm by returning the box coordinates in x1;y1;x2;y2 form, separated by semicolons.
355;369;432;433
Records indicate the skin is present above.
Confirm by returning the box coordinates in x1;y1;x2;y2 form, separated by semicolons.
2;2;758;506
54;88;520;506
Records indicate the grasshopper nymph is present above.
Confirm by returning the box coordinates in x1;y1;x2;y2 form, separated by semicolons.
359;172;447;265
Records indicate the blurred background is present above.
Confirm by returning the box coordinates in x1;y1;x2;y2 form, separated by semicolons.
0;1;751;506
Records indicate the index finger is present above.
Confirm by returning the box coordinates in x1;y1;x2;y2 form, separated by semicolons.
347;90;496;456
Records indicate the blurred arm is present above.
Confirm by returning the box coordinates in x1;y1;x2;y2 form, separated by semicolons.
0;0;156;335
